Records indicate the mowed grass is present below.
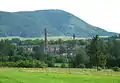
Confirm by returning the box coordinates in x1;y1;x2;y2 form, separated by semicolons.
0;68;120;83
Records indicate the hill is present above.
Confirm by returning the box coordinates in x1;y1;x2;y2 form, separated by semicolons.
0;9;117;37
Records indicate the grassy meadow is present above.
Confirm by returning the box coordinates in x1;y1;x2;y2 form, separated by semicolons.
0;36;90;41
0;68;120;83
0;36;74;41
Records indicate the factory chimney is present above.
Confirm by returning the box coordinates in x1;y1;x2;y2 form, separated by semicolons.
44;28;48;54
73;34;75;40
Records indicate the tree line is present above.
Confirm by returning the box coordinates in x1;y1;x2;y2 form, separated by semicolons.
0;36;120;69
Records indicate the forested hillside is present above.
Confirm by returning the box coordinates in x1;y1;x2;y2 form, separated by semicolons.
0;9;116;37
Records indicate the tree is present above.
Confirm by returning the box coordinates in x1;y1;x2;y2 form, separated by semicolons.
55;56;67;63
106;39;120;67
0;40;14;57
97;52;107;68
17;47;26;56
72;47;89;68
87;35;99;67
45;54;55;67
87;35;107;70
11;38;21;45
33;46;45;60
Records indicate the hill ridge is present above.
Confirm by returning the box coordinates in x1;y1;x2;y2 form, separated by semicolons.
0;9;117;37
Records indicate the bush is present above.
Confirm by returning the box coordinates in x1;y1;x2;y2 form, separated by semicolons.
0;62;2;67
97;67;102;71
16;60;26;67
61;63;66;68
16;60;47;68
34;60;47;68
0;59;48;68
0;62;17;67
46;61;55;67
112;67;120;72
77;64;85;68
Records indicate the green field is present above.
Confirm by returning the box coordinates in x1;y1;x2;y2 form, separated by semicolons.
0;36;88;41
0;68;120;83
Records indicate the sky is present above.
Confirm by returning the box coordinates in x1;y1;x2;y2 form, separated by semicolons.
0;0;120;33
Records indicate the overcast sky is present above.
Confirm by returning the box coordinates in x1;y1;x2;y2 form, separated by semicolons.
0;0;120;33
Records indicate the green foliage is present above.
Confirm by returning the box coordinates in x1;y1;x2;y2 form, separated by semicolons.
98;53;107;67
0;60;47;68
112;67;120;72
9;55;23;62
0;62;17;67
0;40;14;56
87;35;108;69
0;55;9;62
61;63;66;68
106;39;120;67
73;47;89;68
55;56;67;63
77;64;85;68
97;67;102;71
1;36;120;69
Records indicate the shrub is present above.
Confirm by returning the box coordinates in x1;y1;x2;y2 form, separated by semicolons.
77;64;85;68
16;60;47;68
0;62;17;67
61;63;66;68
16;60;25;67
97;67;102;71
46;61;55;67
0;62;3;67
34;60;47;68
112;67;120;72
0;59;48;68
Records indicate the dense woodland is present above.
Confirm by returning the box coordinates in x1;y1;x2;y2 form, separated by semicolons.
0;35;120;70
